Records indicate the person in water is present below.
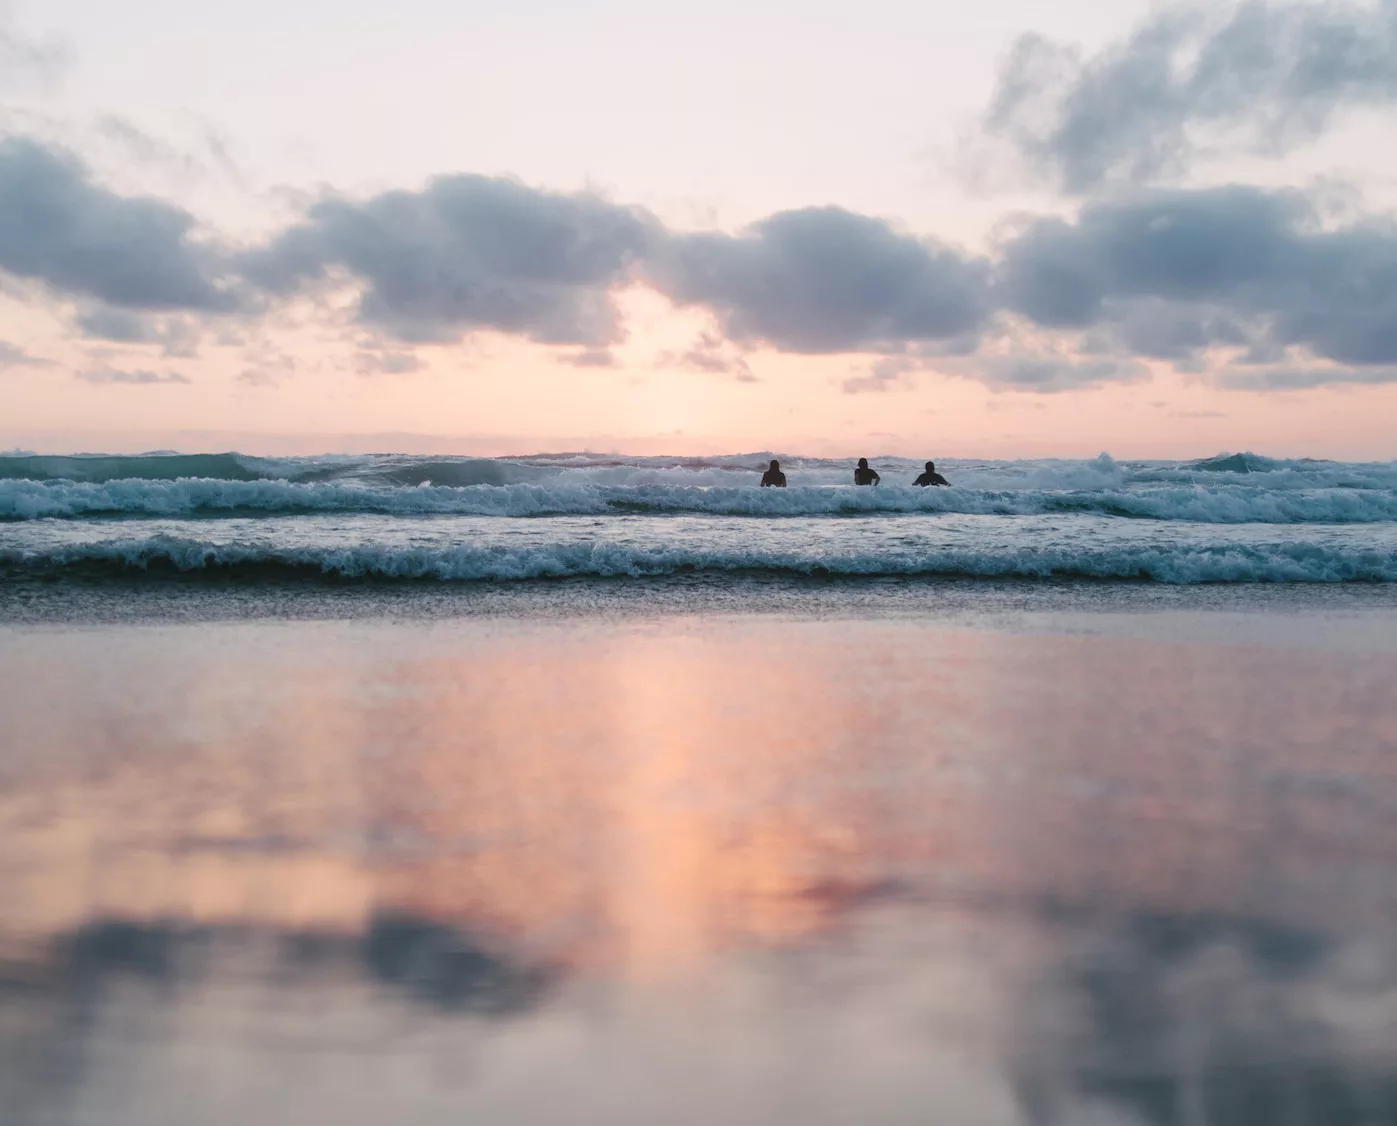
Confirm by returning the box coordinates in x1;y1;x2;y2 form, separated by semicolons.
760;459;787;487
913;460;950;487
854;458;880;486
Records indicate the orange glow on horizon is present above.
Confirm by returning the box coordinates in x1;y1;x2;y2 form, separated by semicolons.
4;287;1396;461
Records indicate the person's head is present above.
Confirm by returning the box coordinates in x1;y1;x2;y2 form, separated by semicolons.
925;461;935;472
857;458;868;469
769;459;780;471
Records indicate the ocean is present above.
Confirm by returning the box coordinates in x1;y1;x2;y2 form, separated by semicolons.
4;449;1397;585
4;449;1397;1125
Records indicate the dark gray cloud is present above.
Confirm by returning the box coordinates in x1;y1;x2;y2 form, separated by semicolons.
6;130;1397;393
239;188;991;360
1103;299;1251;362
649;207;993;354
76;367;190;385
74;305;152;343
74;306;201;357
0;138;231;312
999;187;1306;327
985;0;1397;192
998;186;1397;376
241;174;657;346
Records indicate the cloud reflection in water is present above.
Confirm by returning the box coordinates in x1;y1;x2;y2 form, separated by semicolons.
1;617;1396;1124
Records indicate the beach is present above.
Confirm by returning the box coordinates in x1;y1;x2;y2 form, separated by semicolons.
4;578;1397;1125
12;0;1397;1117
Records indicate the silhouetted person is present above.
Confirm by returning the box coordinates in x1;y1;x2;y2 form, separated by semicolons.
854;457;880;486
760;459;787;488
913;460;950;487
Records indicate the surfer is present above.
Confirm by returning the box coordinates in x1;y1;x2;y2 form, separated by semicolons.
854;458;880;486
913;460;950;487
760;459;787;488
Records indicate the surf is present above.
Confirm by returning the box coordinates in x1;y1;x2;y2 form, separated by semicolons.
5;532;1395;584
5;475;1397;524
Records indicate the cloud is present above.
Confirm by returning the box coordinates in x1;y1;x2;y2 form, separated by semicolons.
74;306;202;357
998;187;1303;327
837;338;1150;394
241;173;657;346
1098;300;1251;364
74;305;153;343
0;138;232;312
0;340;52;367
77;367;190;385
649;207;993;353
0;16;68;91
656;331;755;381
95;115;200;175
998;185;1397;367
557;348;619;368
355;349;422;376
5;128;1397;395
976;352;1150;392
1032;911;1397;1126
842;356;922;394
1215;363;1397;388
238;348;298;386
238;368;278;386
983;0;1397;192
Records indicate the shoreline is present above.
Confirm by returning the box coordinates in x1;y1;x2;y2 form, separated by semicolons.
5;573;1397;651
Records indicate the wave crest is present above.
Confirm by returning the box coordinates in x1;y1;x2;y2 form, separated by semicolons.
5;535;1394;584
5;477;1397;524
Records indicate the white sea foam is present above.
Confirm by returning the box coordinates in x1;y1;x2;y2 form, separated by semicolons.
4;475;1397;524
3;450;1394;586
5;531;1395;583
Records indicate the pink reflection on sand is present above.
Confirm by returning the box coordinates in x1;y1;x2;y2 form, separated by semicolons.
2;619;1396;969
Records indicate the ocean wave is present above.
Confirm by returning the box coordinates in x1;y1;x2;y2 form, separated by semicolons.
5;449;1397;490
4;534;1394;583
0;452;276;483
5;476;1397;524
1189;452;1281;473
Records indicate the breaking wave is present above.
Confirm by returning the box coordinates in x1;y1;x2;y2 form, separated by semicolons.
5;475;1397;524
4;534;1394;584
0;452;276;483
3;450;1393;588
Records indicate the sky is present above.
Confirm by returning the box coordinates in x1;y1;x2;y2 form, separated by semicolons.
3;0;1397;459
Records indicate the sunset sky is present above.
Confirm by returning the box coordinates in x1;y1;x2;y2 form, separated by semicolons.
3;0;1397;459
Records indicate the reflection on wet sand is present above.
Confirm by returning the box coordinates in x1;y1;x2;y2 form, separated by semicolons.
2;617;1397;1124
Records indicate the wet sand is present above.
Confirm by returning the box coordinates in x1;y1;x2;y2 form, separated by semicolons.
3;604;1397;1124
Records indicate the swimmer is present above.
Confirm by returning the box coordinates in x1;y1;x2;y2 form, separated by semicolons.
913;460;950;487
